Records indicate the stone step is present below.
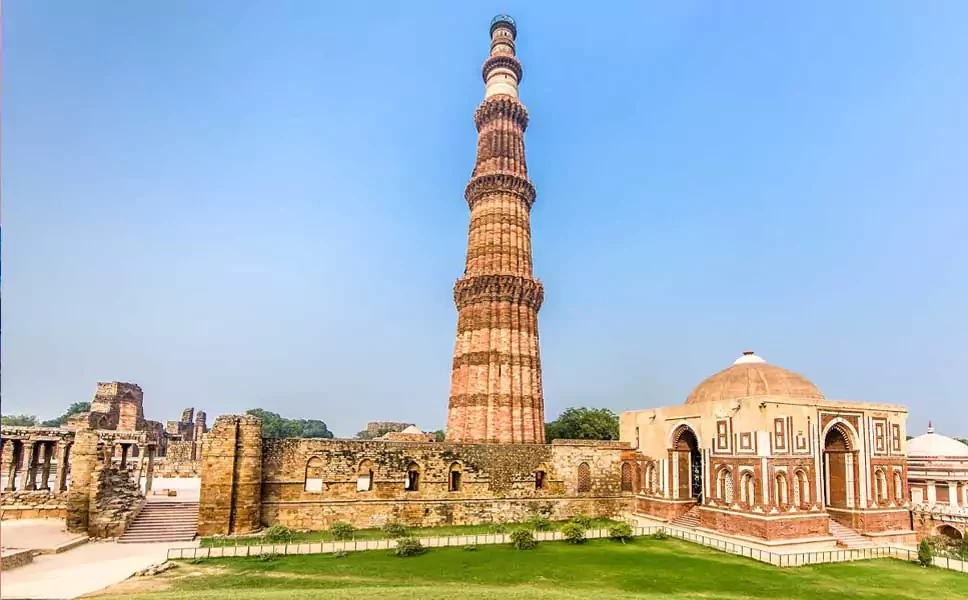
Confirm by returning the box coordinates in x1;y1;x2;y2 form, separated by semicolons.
120;500;198;543
126;525;197;531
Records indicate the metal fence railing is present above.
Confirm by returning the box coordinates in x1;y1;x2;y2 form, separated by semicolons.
166;525;967;574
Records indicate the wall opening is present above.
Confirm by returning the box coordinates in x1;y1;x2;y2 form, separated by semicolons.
535;470;546;490
620;462;633;492
357;459;374;492
448;462;462;492
405;462;420;492
304;456;324;492
577;462;591;493
822;424;855;509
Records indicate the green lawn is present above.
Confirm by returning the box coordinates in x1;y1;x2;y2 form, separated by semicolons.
200;519;619;547
100;538;968;599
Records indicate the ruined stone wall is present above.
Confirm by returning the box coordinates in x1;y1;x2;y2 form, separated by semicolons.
198;415;262;536
154;441;201;477
0;490;69;520
364;422;413;437
87;463;144;538
259;437;631;530
193;414;633;534
65;429;146;537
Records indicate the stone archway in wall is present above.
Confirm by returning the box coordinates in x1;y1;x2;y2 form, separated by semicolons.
671;425;702;503
936;524;964;543
822;422;857;509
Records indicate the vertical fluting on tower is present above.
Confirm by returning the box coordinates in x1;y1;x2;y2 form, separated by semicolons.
446;15;545;444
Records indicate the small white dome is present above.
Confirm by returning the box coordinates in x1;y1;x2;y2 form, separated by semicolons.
400;425;423;434
733;350;766;365
908;427;968;458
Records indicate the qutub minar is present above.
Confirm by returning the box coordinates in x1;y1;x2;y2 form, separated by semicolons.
446;15;545;444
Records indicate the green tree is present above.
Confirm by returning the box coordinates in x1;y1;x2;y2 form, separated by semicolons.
431;429;445;442
41;402;91;427
1;414;39;426
545;407;619;443
246;409;334;439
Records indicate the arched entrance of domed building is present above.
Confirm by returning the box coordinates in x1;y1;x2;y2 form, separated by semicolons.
671;425;703;502
822;422;857;509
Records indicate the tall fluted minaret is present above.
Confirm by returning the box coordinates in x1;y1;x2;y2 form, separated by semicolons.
446;15;545;444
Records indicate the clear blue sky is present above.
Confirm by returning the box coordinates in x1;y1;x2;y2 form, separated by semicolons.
3;2;966;437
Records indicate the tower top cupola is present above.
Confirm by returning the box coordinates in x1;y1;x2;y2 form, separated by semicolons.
490;14;517;38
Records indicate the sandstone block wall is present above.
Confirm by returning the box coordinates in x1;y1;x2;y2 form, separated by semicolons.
155;441;202;477
198;415;262;536
0;490;69;520
198;415;634;534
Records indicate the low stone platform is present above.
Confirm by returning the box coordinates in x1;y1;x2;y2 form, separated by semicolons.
1;548;34;571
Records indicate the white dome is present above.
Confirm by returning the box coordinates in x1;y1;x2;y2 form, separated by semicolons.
908;428;968;458
733;350;766;365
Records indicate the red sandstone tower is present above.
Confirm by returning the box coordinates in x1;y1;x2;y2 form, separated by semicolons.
446;15;545;444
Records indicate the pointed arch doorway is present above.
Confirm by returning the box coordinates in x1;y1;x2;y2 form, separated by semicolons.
822;423;856;509
671;425;702;502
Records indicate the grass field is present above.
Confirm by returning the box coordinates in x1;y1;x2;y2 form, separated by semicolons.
95;537;968;599
200;518;619;547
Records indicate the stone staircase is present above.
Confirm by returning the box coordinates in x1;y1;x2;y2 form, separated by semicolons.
119;501;198;544
829;520;876;549
670;505;701;529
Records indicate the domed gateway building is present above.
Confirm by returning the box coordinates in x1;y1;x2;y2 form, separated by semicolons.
622;352;915;550
907;423;968;543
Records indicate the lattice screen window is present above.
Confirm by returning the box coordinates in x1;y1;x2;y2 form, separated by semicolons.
577;462;591;493
621;462;633;492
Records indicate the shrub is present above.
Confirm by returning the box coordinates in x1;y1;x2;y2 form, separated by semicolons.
528;514;553;532
394;537;426;557
260;525;294;544
488;523;509;534
918;539;933;567
463;544;478;552
510;528;537;550
332;550;349;559
257;552;278;562
382;521;408;538
570;514;593;528
651;530;668;541
961;535;968;559
329;521;355;541
608;522;634;543
561;521;587;544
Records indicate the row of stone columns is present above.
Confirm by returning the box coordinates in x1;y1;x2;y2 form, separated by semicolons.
2;439;71;492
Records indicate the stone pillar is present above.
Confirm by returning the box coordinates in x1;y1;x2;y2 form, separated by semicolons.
119;444;129;469
949;481;959;508
20;441;38;490
926;481;937;505
198;415;263;536
66;430;99;533
5;441;21;491
145;446;155;492
39;442;54;490
57;443;71;492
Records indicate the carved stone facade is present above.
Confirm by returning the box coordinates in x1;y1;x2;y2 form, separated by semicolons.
447;15;545;444
623;352;915;548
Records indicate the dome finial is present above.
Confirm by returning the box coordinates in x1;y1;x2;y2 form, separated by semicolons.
927;420;934;434
733;350;765;365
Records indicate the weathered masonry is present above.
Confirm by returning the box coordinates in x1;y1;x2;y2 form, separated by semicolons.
198;415;636;535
